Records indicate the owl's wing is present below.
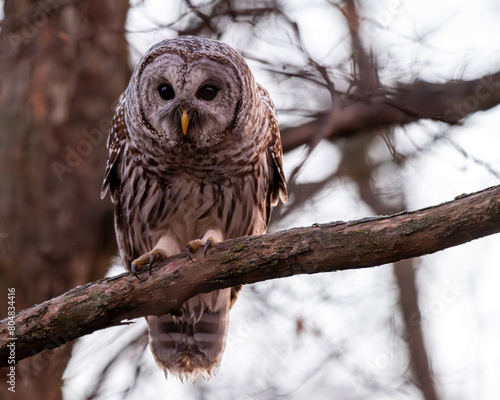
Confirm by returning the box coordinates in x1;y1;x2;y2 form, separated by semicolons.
258;85;287;227
259;85;288;209
267;135;288;207
100;95;127;200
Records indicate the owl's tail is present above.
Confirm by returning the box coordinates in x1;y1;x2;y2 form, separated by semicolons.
147;288;231;382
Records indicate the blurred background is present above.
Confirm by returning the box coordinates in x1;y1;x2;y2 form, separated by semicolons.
1;1;500;399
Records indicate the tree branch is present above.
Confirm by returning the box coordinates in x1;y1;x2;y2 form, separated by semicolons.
1;185;500;367
281;72;500;152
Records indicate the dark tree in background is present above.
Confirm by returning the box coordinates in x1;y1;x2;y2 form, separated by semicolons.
2;0;500;399
0;1;129;398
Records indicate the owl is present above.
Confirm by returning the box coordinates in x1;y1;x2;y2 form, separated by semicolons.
101;36;287;381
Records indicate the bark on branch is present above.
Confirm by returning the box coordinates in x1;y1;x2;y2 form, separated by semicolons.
1;185;500;367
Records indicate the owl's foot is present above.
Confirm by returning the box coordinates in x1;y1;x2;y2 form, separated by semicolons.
186;236;216;262
131;249;166;280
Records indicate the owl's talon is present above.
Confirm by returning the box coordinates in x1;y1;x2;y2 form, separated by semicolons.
148;251;165;275
186;242;198;262
204;237;214;258
131;263;145;281
186;237;216;261
131;249;166;278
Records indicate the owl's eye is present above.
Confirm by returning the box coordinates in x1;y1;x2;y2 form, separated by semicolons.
158;84;175;100
196;85;219;101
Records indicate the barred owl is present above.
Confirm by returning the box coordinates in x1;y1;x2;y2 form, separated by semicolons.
101;36;287;381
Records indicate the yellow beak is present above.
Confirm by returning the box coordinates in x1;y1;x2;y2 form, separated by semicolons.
181;110;190;135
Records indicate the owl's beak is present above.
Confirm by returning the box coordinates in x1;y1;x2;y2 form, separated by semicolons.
181;110;190;135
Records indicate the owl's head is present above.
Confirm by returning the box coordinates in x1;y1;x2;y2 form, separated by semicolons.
126;36;260;149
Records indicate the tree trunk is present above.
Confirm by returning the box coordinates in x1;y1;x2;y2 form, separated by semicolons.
0;0;129;398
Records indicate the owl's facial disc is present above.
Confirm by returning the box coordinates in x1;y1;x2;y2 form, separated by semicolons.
139;52;242;148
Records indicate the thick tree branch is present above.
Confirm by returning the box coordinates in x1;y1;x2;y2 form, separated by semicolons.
281;72;500;152
1;185;500;367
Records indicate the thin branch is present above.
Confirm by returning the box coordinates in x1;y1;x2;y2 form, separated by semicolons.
1;185;500;367
280;71;500;152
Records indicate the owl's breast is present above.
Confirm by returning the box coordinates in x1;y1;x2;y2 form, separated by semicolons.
120;146;269;252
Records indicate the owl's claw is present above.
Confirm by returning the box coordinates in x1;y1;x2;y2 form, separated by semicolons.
203;238;213;258
130;249;166;279
131;263;145;281
186;236;216;262
186;241;202;262
186;243;196;262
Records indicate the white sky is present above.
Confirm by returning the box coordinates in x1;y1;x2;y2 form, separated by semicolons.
63;1;500;399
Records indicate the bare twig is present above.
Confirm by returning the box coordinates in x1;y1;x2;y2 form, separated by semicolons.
280;71;500;152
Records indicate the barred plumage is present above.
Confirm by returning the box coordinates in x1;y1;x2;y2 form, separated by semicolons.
101;36;287;381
